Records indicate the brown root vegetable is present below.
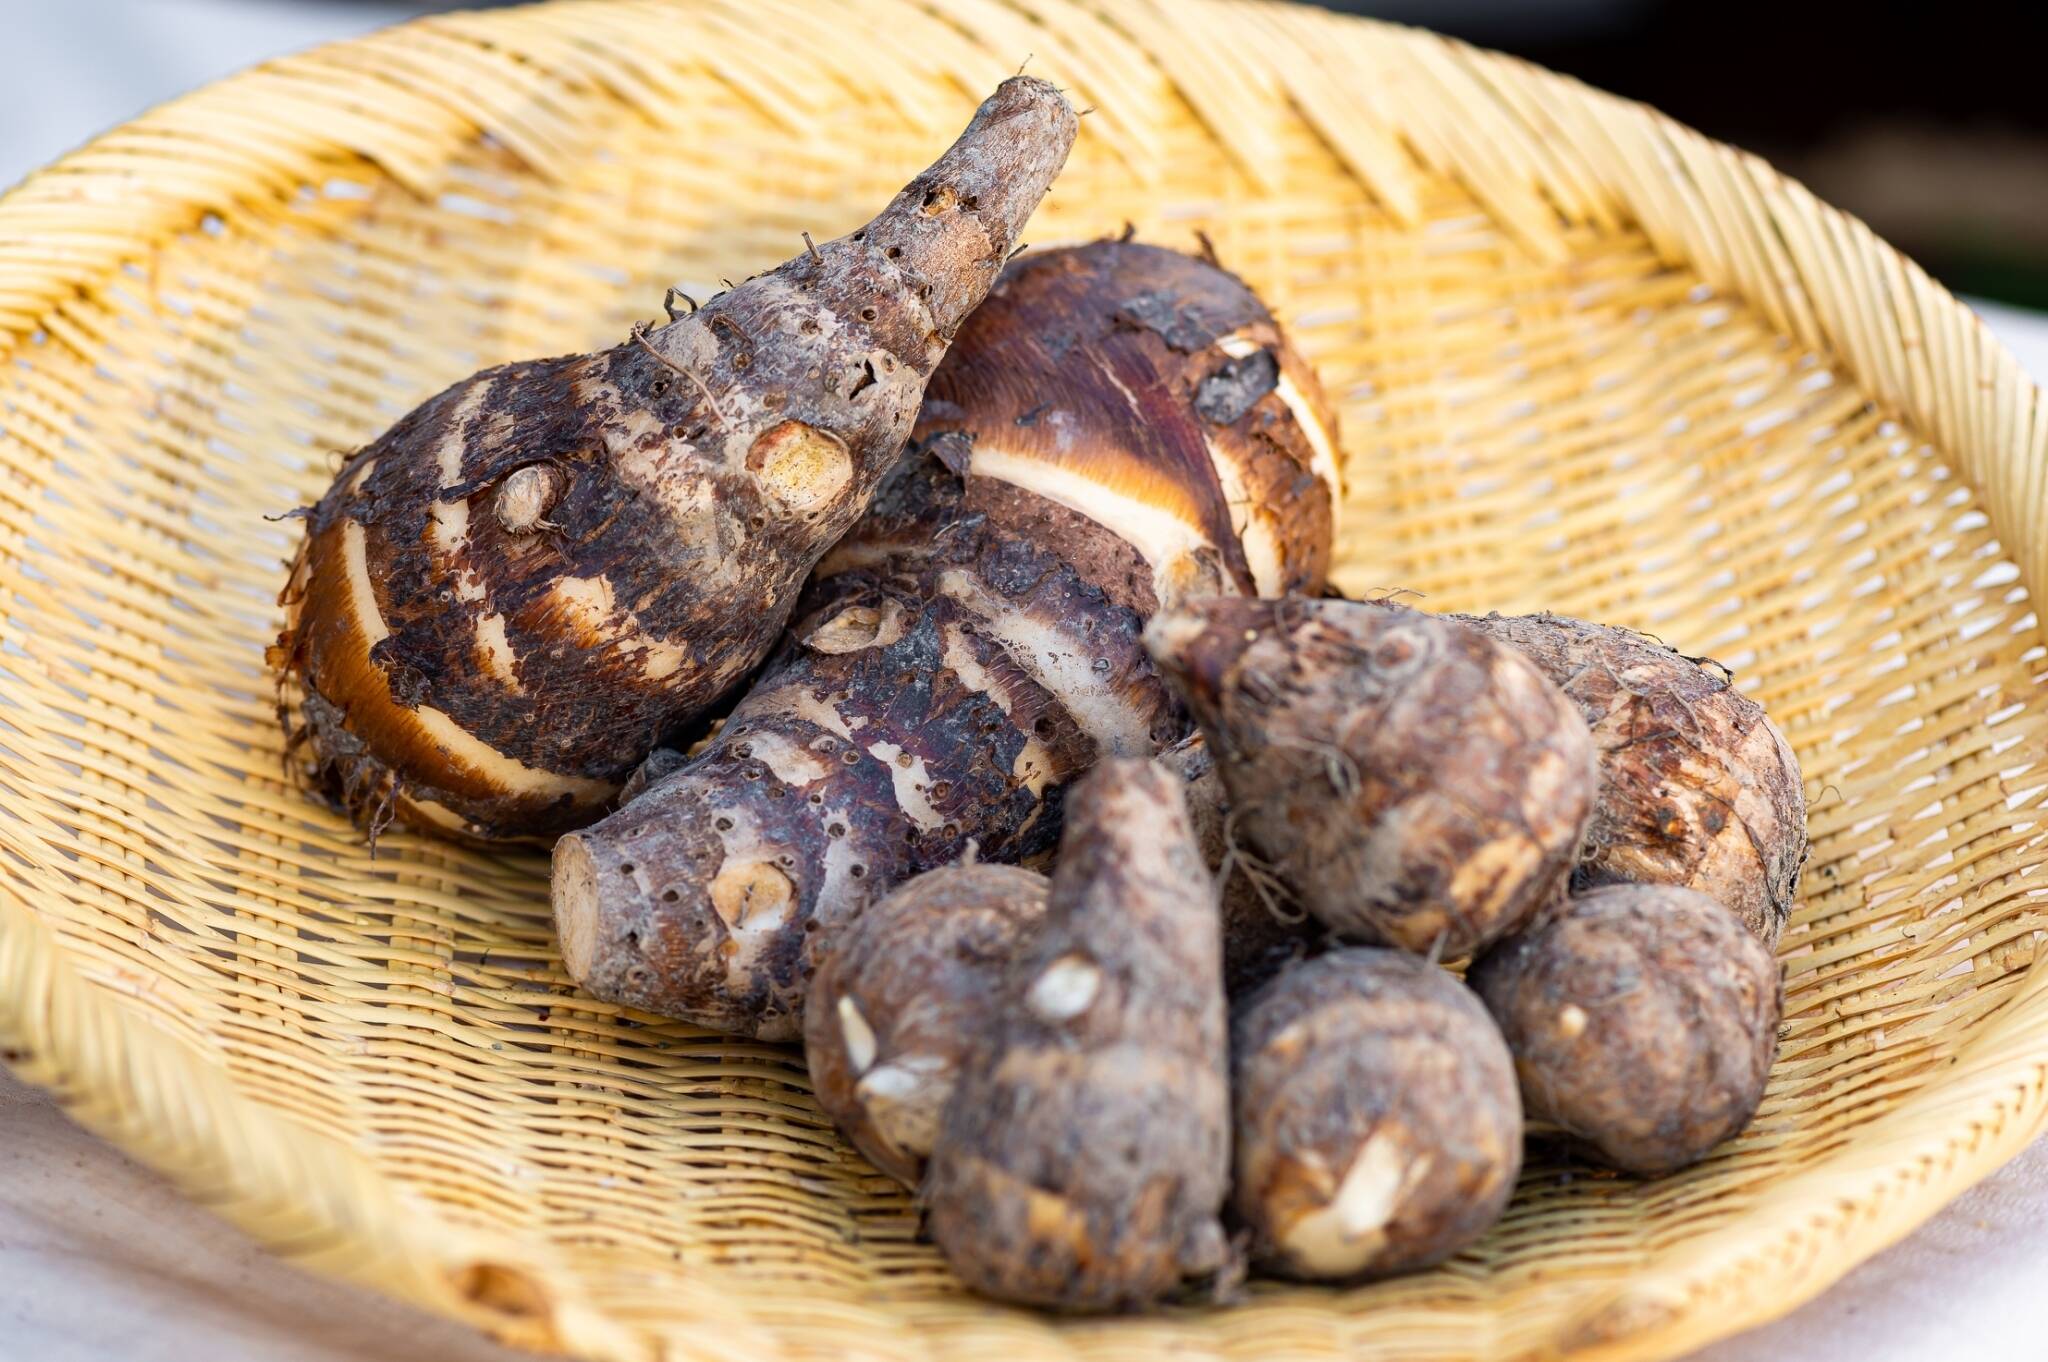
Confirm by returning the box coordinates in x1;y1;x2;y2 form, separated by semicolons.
923;758;1230;1311
1232;948;1521;1281
616;745;689;806
802;862;1049;1187
553;240;1339;1038
1146;597;1598;959
1468;882;1782;1175
271;77;1077;842
1453;613;1807;946
1158;733;1316;997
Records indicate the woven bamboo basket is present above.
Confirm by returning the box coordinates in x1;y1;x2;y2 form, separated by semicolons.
3;1;2046;1358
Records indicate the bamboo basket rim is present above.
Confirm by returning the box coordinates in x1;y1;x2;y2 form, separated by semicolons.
2;2;2046;1360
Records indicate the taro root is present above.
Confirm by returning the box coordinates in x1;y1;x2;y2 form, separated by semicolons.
1159;732;1317;997
923;758;1231;1311
1233;948;1521;1281
803;862;1049;1186
271;77;1077;842
1146;597;1598;960
553;240;1339;1038
1469;882;1781;1175
1454;612;1807;946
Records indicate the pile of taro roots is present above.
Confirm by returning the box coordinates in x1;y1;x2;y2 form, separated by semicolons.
272;75;1803;1313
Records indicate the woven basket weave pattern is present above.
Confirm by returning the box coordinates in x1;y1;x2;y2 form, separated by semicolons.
2;2;2046;1359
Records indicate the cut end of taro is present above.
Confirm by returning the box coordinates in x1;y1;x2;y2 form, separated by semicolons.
551;832;603;982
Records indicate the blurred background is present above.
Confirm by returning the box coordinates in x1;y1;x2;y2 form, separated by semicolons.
5;0;2047;354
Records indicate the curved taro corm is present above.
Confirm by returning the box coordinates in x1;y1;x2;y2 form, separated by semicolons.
552;239;1341;1039
1146;597;1599;960
272;77;1077;842
924;758;1231;1311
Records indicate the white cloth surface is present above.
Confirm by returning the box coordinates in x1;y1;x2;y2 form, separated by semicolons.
1687;1132;2048;1362
0;1069;525;1362
5;4;2048;1359
0;0;432;192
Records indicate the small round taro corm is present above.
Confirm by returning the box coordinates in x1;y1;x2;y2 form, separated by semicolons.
803;862;1049;1187
1147;597;1599;960
1232;948;1522;1282
1469;883;1782;1175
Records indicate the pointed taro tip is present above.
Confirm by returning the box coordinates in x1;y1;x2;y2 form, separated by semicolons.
985;72;1070;124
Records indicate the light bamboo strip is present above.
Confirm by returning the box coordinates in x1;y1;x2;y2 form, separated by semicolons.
0;2;2045;1360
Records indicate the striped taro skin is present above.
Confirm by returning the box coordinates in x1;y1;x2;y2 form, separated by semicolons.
272;77;1076;842
553;240;1341;1039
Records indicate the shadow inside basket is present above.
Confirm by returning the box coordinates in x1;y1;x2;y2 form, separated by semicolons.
1;68;2042;1339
